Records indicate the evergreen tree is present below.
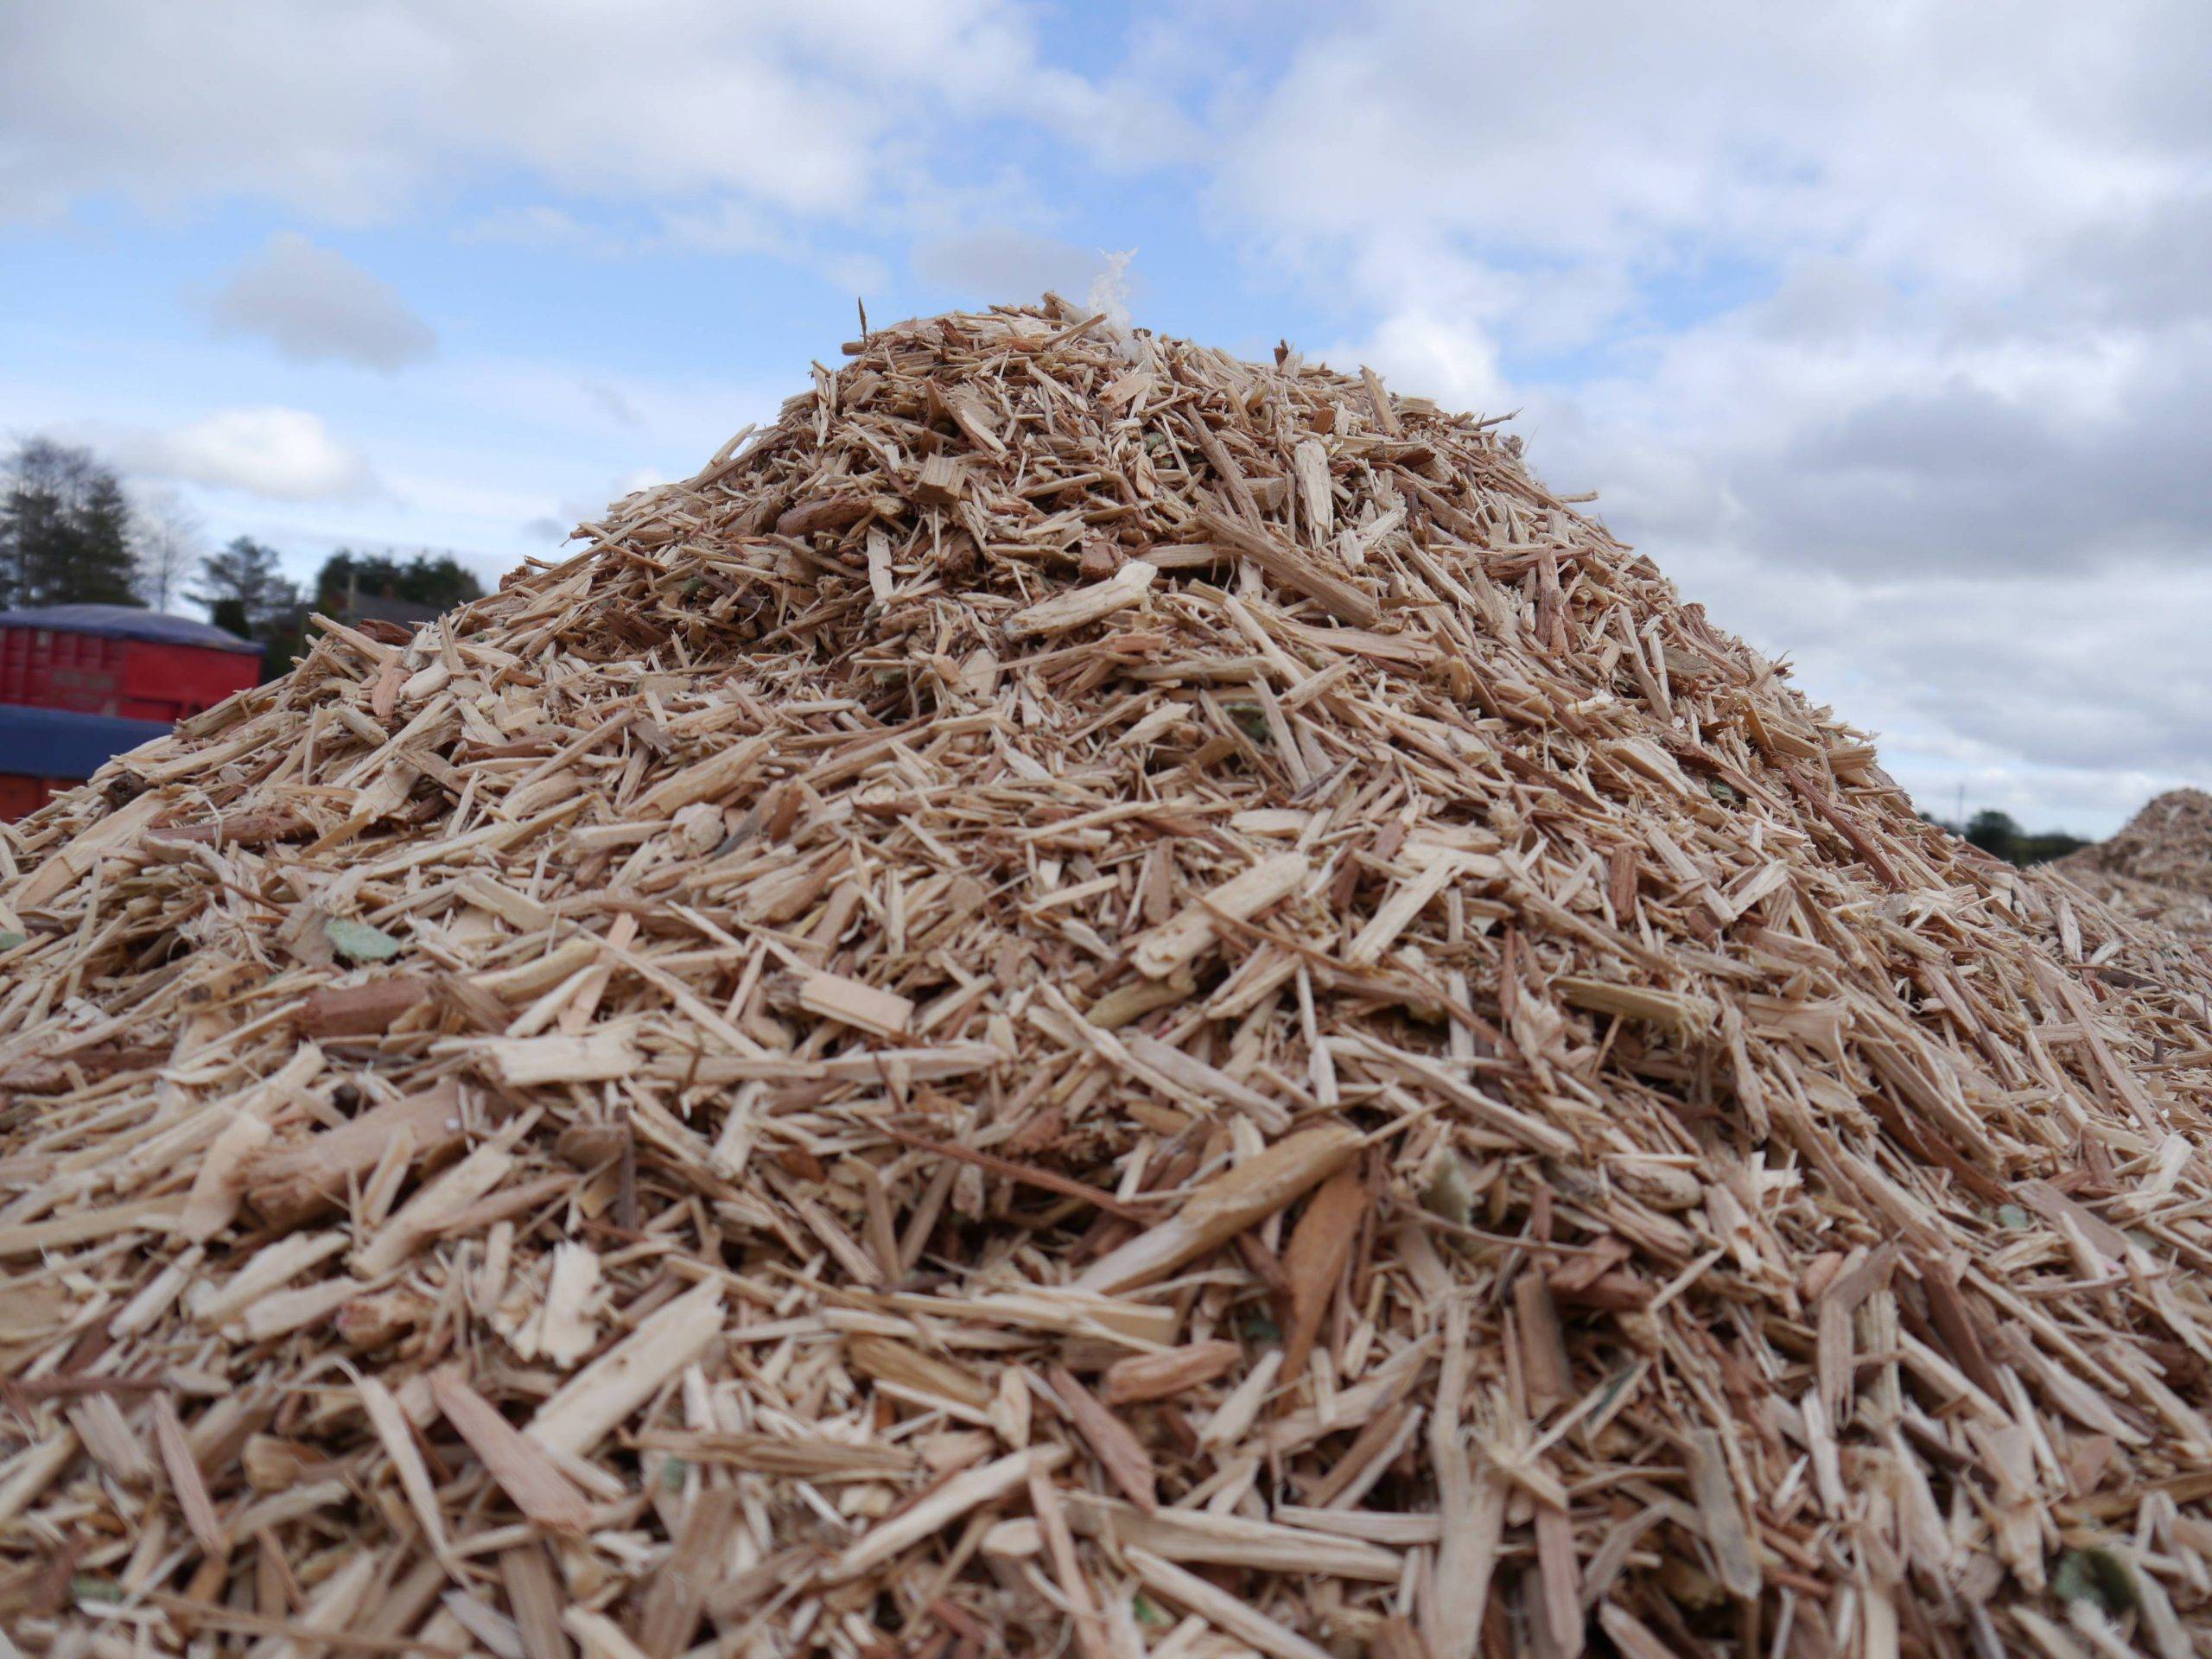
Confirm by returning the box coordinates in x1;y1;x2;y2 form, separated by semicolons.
315;548;483;613
73;472;143;604
1965;810;2021;862
0;438;145;609
191;536;300;679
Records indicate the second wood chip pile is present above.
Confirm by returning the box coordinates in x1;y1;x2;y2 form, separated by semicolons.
4;298;2212;1659
2056;789;2212;944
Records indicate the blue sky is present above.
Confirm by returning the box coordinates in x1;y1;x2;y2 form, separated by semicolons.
4;0;2209;835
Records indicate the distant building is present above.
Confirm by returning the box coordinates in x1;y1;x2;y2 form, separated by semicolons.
319;565;449;635
336;591;445;632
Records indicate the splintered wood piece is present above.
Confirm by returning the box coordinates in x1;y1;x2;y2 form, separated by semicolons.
430;1367;592;1534
357;1370;449;1560
563;1607;655;1659
1007;559;1156;639
10;789;163;909
827;1445;1067;1582
152;1395;229;1562
525;1281;724;1459
912;452;965;507
1126;1547;1336;1659
1100;1341;1243;1407
1599;1605;1683;1659
0;1198;186;1260
501;1543;574;1659
1554;975;1717;1039
1131;851;1310;979
145;810;312;848
1686;1429;1761;1600
1293;438;1334;546
1062;1494;1401;1581
1027;1467;1112;1659
246;1079;465;1228
529;1242;603;1368
1513;1272;1573;1414
478;1030;642;1088
632;1429;915;1479
352;1132;520;1278
1194;508;1379;627
795;969;912;1039
1345;855;1467;967
635;734;770;818
189;1228;349;1327
1046;1366;1157;1512
637;1487;738;1659
1077;1125;1361;1294
176;1109;273;1243
1280;1165;1364;1374
292;975;435;1037
937;384;1008;456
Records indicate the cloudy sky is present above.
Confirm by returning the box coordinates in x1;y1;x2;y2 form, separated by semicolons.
4;1;2207;835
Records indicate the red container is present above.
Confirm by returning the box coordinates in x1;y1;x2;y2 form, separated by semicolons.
0;705;175;821
0;772;56;820
0;604;261;722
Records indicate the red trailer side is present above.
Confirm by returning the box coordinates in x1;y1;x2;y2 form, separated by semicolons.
0;772;56;820
0;605;261;722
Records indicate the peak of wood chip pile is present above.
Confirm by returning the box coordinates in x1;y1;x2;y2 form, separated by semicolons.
4;300;2212;1659
2053;790;2212;944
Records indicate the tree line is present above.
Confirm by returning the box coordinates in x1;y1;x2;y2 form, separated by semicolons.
1923;810;2090;867
3;435;480;679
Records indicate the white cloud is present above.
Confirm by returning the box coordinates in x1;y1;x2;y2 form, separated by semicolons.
203;233;435;370
1211;2;2209;320
1319;308;1510;419
581;384;643;429
460;204;620;254
0;2;1192;226
1502;310;2212;834
421;358;782;461
823;251;893;299
105;409;375;501
653;201;889;293
658;199;793;260
912;228;1116;304
1198;0;2212;832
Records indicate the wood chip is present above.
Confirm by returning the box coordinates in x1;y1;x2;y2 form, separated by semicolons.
430;1367;593;1535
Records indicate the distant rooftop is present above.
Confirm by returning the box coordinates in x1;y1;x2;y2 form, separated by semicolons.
0;604;262;656
342;594;444;629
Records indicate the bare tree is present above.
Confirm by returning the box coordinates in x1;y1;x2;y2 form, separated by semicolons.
130;483;203;613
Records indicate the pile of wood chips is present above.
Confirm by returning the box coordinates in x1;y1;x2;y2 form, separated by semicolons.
5;298;2212;1659
2056;791;2212;944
